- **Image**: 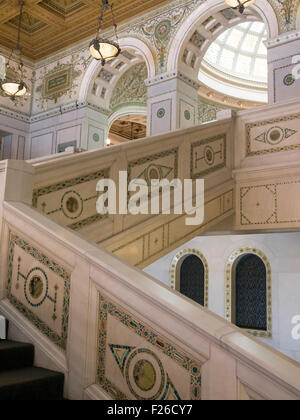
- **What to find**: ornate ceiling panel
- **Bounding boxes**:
[0,0,169,60]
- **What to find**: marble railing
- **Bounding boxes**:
[0,200,299,400]
[29,117,234,267]
[25,98,300,262]
[234,98,300,231]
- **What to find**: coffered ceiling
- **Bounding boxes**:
[109,114,147,143]
[0,0,169,60]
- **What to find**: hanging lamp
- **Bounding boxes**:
[0,1,28,100]
[89,0,121,66]
[224,0,256,14]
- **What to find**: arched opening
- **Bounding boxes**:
[170,249,208,307]
[180,255,205,306]
[234,253,267,331]
[108,114,147,145]
[225,248,272,338]
[199,21,268,105]
[167,0,279,112]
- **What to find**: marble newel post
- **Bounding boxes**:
[266,31,300,104]
[145,72,200,136]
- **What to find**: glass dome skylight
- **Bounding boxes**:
[199,21,268,103]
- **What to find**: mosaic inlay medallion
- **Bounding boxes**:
[283,74,295,86]
[126,349,164,399]
[204,146,214,166]
[29,276,44,300]
[157,108,166,119]
[61,191,83,219]
[66,196,79,214]
[155,20,172,41]
[93,133,100,142]
[133,359,156,391]
[184,110,191,121]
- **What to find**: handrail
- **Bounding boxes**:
[2,200,300,400]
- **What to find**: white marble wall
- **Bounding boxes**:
[267,32,300,104]
[144,232,300,364]
[0,105,108,160]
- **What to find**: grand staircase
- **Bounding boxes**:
[0,319,64,400]
[0,114,300,399]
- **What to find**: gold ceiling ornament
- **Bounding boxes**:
[224,0,256,14]
[0,0,28,101]
[89,0,121,66]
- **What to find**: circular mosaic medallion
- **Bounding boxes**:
[266,127,284,145]
[184,110,191,121]
[29,276,43,299]
[61,191,83,219]
[125,349,165,400]
[283,74,295,86]
[93,133,100,142]
[155,20,171,41]
[24,268,48,307]
[157,108,166,119]
[204,146,214,166]
[133,359,156,391]
[66,196,79,214]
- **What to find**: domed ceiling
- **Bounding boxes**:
[199,21,268,103]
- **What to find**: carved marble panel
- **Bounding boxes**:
[97,293,202,400]
[128,148,179,186]
[32,169,109,230]
[246,113,300,156]
[239,179,300,228]
[7,233,71,350]
[191,134,226,179]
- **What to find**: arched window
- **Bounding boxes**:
[170,249,208,307]
[225,248,272,338]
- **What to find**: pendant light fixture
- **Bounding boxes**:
[0,0,27,100]
[224,0,256,14]
[90,0,121,66]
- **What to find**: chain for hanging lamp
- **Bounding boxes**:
[89,0,121,65]
[0,0,28,100]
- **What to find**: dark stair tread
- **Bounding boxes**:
[0,367,64,400]
[0,340,34,371]
[0,366,64,386]
[0,340,34,351]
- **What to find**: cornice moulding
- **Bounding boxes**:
[0,101,110,124]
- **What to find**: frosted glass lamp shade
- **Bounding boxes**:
[90,38,121,65]
[0,80,27,98]
[224,0,256,13]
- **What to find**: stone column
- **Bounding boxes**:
[146,71,200,136]
[266,31,300,104]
